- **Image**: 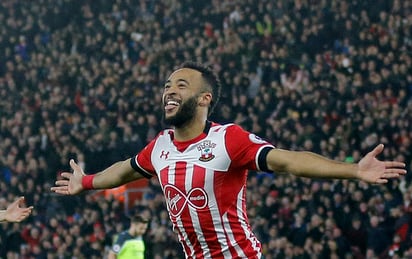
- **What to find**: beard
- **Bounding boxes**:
[163,95,198,128]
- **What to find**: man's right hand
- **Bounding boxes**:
[51,159,85,195]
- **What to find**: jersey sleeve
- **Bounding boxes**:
[224,124,274,172]
[111,232,126,254]
[130,135,159,178]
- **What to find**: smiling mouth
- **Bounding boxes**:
[164,100,180,112]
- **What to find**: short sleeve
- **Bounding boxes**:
[224,124,274,171]
[130,136,158,178]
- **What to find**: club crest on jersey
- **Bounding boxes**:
[197,140,216,162]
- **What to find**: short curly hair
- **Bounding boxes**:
[178,61,222,116]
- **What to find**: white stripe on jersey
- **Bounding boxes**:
[222,212,247,258]
[236,188,261,258]
[165,161,176,184]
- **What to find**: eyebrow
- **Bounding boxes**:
[165,78,190,85]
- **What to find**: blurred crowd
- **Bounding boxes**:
[0,0,411,258]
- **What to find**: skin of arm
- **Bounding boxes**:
[266,144,406,184]
[92,158,144,189]
[0,197,34,223]
[51,158,145,195]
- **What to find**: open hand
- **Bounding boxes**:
[357,144,406,184]
[51,159,85,195]
[5,197,33,222]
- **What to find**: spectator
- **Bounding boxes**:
[367,215,391,257]
[108,212,150,259]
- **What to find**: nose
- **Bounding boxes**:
[163,88,176,104]
[164,83,178,93]
[163,84,179,101]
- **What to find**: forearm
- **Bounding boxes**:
[91,159,144,189]
[267,149,358,179]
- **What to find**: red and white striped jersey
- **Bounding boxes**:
[131,121,274,258]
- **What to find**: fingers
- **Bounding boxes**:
[382,173,402,179]
[15,197,32,209]
[51,181,69,191]
[383,162,407,177]
[52,163,74,193]
[70,159,81,172]
[50,186,70,195]
[16,208,33,222]
[11,197,24,206]
[21,207,33,214]
[51,174,69,194]
[384,168,407,175]
[375,178,388,184]
[51,159,82,195]
[54,179,70,186]
[16,197,28,209]
[59,172,73,179]
[384,161,406,170]
[369,143,384,157]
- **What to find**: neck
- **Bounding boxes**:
[173,116,207,141]
[129,229,140,237]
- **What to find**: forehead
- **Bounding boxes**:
[132,220,148,224]
[166,68,202,84]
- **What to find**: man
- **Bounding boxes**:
[108,214,149,259]
[0,197,33,223]
[51,61,406,258]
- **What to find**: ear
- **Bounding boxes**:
[198,93,212,107]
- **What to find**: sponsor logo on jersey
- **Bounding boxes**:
[160,150,170,159]
[164,184,208,217]
[197,140,216,162]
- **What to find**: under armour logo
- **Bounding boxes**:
[160,150,170,159]
[164,184,208,217]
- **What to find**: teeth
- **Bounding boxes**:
[167,100,179,106]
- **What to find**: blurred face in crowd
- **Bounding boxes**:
[130,220,149,237]
[162,68,207,128]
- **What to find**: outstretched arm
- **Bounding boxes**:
[51,158,144,195]
[266,144,406,184]
[0,197,34,223]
